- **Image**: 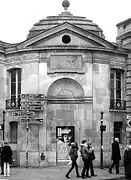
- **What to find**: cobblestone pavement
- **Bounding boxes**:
[0,166,126,180]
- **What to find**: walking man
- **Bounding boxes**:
[109,138,121,174]
[65,142,81,178]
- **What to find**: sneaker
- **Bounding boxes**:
[7,174,10,176]
[4,174,6,177]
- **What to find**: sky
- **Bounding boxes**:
[0,0,131,44]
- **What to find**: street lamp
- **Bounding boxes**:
[100,111,106,169]
[2,110,5,141]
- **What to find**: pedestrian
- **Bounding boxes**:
[2,142,13,177]
[109,138,121,174]
[80,140,92,179]
[65,142,81,178]
[124,143,131,180]
[0,142,4,175]
[87,141,97,177]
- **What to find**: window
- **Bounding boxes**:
[62,35,71,44]
[10,122,18,143]
[110,69,123,100]
[114,121,123,143]
[11,68,21,101]
[110,69,125,109]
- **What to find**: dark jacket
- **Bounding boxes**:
[124,145,131,176]
[2,144,13,163]
[111,141,121,161]
[80,143,91,160]
[69,143,78,161]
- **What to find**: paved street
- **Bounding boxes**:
[0,166,125,180]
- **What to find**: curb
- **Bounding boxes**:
[101,175,125,180]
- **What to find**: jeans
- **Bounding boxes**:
[81,159,90,178]
[4,162,10,176]
[66,159,80,177]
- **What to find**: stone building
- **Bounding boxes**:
[0,0,129,167]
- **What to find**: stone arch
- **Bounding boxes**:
[47,78,84,98]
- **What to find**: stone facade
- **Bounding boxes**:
[0,2,129,167]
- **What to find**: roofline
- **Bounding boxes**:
[116,18,131,27]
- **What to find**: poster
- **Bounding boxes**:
[56,126,75,160]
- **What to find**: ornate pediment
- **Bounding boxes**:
[17,22,115,50]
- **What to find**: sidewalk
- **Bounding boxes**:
[0,166,125,180]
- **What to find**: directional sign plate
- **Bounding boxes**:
[12,111,35,117]
[126,126,131,132]
[20,118,44,123]
[20,106,44,111]
[20,100,44,105]
[21,94,44,99]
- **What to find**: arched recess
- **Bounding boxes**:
[47,78,84,98]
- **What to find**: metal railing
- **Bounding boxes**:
[110,99,126,110]
[6,99,21,109]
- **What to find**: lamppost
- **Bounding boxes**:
[100,111,106,169]
[2,110,5,141]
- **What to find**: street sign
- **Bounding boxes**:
[12,111,35,117]
[127,115,131,119]
[20,106,44,111]
[21,94,44,99]
[20,100,44,105]
[126,126,131,132]
[20,118,44,123]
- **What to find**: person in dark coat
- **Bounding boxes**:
[124,144,131,180]
[2,142,13,177]
[0,142,4,175]
[109,138,121,174]
[87,141,97,177]
[80,140,92,179]
[65,142,81,178]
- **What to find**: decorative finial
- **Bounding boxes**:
[62,0,70,11]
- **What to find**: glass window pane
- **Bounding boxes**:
[116,80,121,90]
[116,70,121,80]
[116,90,121,99]
[11,83,16,96]
[18,69,21,82]
[11,70,16,82]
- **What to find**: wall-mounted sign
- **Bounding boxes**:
[12,111,35,117]
[21,94,44,99]
[20,118,44,123]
